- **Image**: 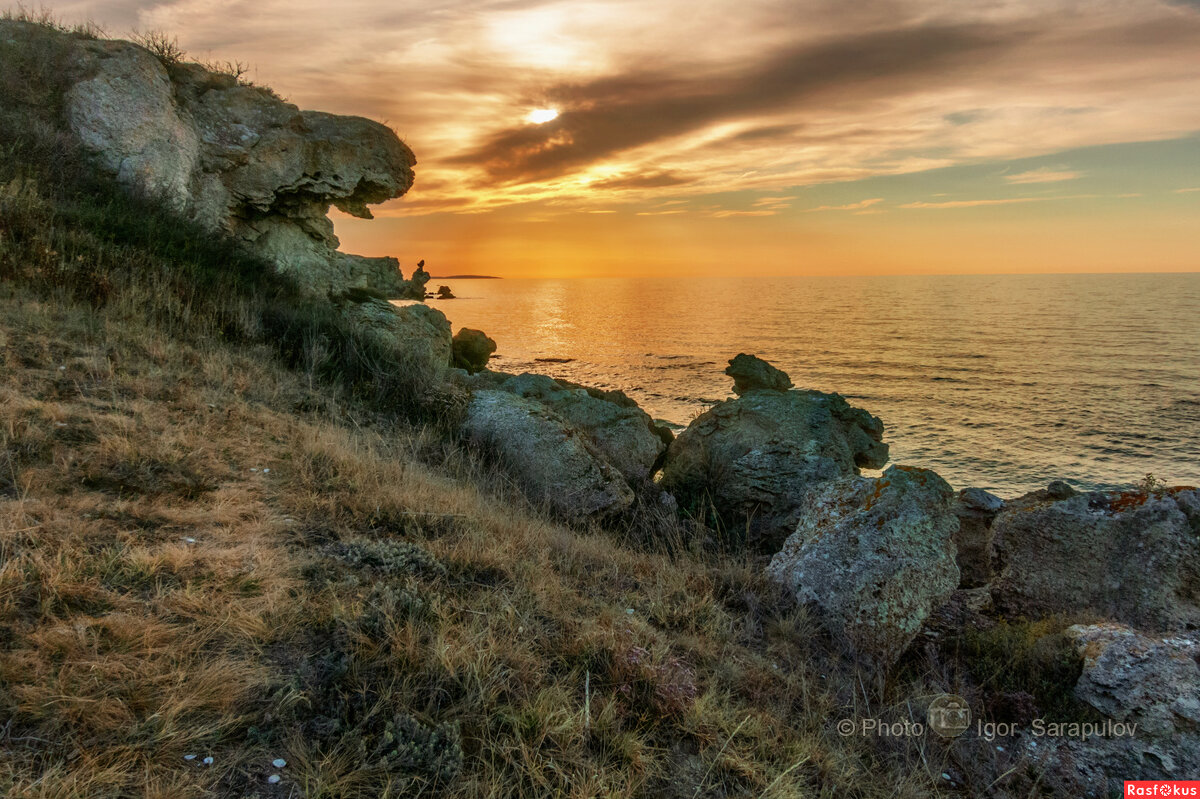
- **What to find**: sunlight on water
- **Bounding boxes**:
[414,273,1200,496]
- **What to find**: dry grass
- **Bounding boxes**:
[0,287,967,796]
[0,16,992,795]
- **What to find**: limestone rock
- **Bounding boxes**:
[766,466,960,671]
[725,353,793,395]
[1068,623,1200,736]
[990,487,1200,631]
[1020,624,1200,794]
[953,487,1004,588]
[660,372,888,549]
[339,299,451,381]
[463,390,634,520]
[32,25,420,299]
[451,329,497,374]
[501,374,667,483]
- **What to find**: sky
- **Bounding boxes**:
[44,0,1200,277]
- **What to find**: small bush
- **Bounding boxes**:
[372,712,463,784]
[957,618,1098,721]
[331,539,447,579]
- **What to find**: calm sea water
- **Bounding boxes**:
[418,274,1200,497]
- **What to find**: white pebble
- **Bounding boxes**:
[942,773,951,781]
[267,774,282,784]
[625,608,634,615]
[184,754,196,761]
[250,468,259,472]
[184,537,196,544]
[262,468,270,474]
[58,366,66,371]
[997,745,1005,752]
[203,756,214,765]
[272,758,287,768]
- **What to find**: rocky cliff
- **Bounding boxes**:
[2,19,427,302]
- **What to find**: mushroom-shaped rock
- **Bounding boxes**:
[452,328,497,374]
[463,390,634,520]
[990,486,1200,631]
[37,24,420,300]
[660,383,888,550]
[767,466,960,673]
[436,285,456,299]
[725,353,793,395]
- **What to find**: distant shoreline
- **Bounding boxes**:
[431,274,501,279]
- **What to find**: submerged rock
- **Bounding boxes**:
[451,328,496,374]
[767,466,960,672]
[990,485,1200,631]
[660,356,888,549]
[462,390,634,520]
[725,353,793,395]
[26,23,421,299]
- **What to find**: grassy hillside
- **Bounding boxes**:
[0,12,1080,799]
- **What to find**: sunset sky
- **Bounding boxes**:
[48,0,1200,277]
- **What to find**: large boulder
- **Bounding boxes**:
[990,486,1200,631]
[766,466,960,672]
[660,357,888,549]
[15,24,422,299]
[1020,623,1200,794]
[340,298,451,381]
[451,328,497,374]
[462,390,634,520]
[500,374,668,484]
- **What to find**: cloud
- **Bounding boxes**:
[451,22,1024,183]
[805,197,885,212]
[58,0,1200,216]
[1175,187,1200,193]
[899,193,1138,209]
[588,171,694,190]
[1004,167,1083,184]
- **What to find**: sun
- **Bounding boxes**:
[526,108,559,124]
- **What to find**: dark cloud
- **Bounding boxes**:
[452,22,1026,183]
[590,171,695,190]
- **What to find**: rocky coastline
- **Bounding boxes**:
[10,20,1198,796]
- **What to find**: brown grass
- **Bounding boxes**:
[0,285,969,796]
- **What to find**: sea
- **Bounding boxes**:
[414,273,1200,498]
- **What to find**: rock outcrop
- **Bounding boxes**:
[1020,623,1200,794]
[725,353,792,395]
[451,329,497,374]
[767,466,960,671]
[953,487,1004,588]
[35,24,423,301]
[499,374,668,484]
[990,485,1200,631]
[462,390,634,520]
[660,357,888,549]
[341,299,452,380]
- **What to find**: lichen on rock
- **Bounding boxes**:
[767,465,960,672]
